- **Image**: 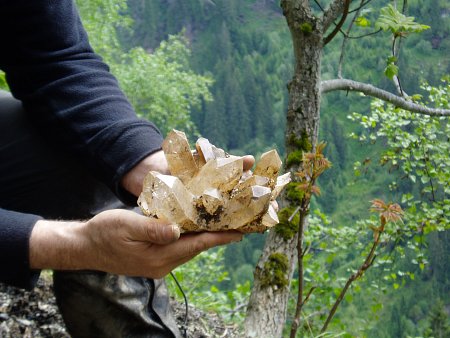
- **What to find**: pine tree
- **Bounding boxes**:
[425,300,450,338]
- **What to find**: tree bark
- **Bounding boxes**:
[244,1,323,336]
[321,79,450,116]
[243,230,298,338]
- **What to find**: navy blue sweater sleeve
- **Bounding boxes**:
[0,209,41,289]
[0,0,164,203]
[0,0,164,288]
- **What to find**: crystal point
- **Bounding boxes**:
[139,130,290,234]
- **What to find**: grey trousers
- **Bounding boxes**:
[0,91,181,338]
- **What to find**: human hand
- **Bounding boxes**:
[121,150,169,197]
[29,209,243,278]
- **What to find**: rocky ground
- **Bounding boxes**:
[0,275,240,338]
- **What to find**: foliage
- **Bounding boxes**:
[349,77,450,237]
[345,78,450,336]
[113,35,213,135]
[0,71,8,91]
[319,200,403,334]
[76,0,212,135]
[75,1,450,336]
[166,247,250,324]
[376,4,430,36]
[374,4,431,85]
[125,0,291,153]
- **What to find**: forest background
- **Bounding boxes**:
[2,0,447,336]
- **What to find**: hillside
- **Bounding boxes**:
[122,1,450,336]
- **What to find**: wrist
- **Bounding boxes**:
[29,220,91,271]
[121,150,169,197]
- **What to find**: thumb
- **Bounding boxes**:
[134,216,181,244]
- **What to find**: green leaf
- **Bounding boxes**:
[376,5,431,35]
[371,302,383,313]
[0,71,9,91]
[411,94,423,102]
[345,293,353,303]
[387,56,398,64]
[384,63,399,80]
[355,16,371,27]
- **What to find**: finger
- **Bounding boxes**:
[175,231,243,261]
[142,231,243,278]
[127,213,180,244]
[242,155,255,171]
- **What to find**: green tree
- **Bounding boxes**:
[425,300,450,338]
[76,0,212,135]
[245,2,450,337]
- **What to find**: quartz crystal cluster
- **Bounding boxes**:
[138,130,291,233]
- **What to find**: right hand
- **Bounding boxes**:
[30,209,243,278]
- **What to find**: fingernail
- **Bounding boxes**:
[171,224,181,239]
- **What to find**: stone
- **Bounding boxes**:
[186,156,243,196]
[272,172,292,200]
[138,171,199,231]
[198,188,223,215]
[253,149,282,187]
[195,137,215,166]
[139,129,291,233]
[162,130,198,184]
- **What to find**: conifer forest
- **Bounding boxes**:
[2,0,448,336]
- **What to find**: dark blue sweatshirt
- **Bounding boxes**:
[0,0,164,289]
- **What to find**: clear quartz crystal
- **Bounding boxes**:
[139,129,291,233]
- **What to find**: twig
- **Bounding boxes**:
[302,286,317,307]
[289,206,301,222]
[320,236,380,333]
[289,203,309,338]
[346,28,382,39]
[349,0,375,14]
[324,0,351,45]
[421,144,436,201]
[338,0,366,78]
[313,0,325,12]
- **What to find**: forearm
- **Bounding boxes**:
[29,219,91,271]
[27,209,241,279]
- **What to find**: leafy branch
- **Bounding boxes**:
[320,200,404,333]
[290,143,332,338]
[376,4,430,96]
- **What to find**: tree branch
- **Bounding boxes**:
[349,0,375,14]
[338,0,365,78]
[321,79,450,116]
[346,28,382,39]
[313,0,325,13]
[322,0,351,31]
[324,0,350,45]
[320,236,380,333]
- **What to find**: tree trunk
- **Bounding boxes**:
[244,2,323,337]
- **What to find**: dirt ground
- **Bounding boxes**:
[0,276,240,338]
